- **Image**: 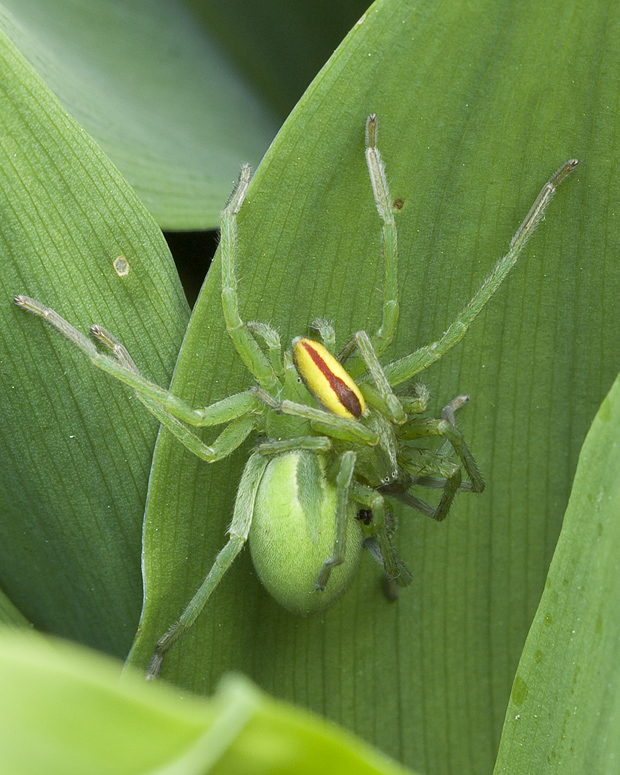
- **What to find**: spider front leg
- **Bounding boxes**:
[146,451,269,680]
[91,323,263,461]
[382,157,578,388]
[219,165,279,391]
[351,330,407,424]
[14,297,264,462]
[340,114,399,371]
[365,114,399,358]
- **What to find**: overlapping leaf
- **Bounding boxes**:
[1,0,619,772]
[128,0,617,772]
[0,27,189,655]
[494,370,620,773]
[0,631,417,775]
[0,0,279,228]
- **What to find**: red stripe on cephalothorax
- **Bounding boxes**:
[301,340,363,418]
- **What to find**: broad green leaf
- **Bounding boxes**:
[187,0,374,116]
[0,584,30,629]
[0,630,416,775]
[128,0,617,772]
[0,0,279,229]
[0,28,189,655]
[494,372,620,773]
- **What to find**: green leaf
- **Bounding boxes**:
[0,27,189,655]
[3,0,619,772]
[0,0,279,229]
[128,0,618,771]
[187,0,375,116]
[494,372,620,773]
[0,584,30,629]
[0,630,417,775]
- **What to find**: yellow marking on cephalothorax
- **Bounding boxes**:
[292,337,366,419]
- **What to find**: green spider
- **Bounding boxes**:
[15,116,577,680]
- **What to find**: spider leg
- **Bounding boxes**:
[246,321,284,377]
[309,318,336,353]
[352,482,412,586]
[146,451,269,680]
[383,452,464,522]
[315,451,356,590]
[92,323,262,461]
[365,115,399,358]
[14,297,262,431]
[252,386,380,445]
[343,330,407,424]
[398,398,485,493]
[339,115,399,370]
[397,381,431,415]
[15,297,265,462]
[220,165,279,391]
[142,399,259,462]
[256,436,332,455]
[382,158,578,388]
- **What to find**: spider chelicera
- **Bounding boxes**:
[15,116,577,679]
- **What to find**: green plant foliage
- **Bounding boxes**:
[0,26,189,655]
[0,584,30,628]
[186,0,372,116]
[0,0,280,229]
[494,371,620,773]
[127,0,617,771]
[0,630,417,775]
[1,0,619,773]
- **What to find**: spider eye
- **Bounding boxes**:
[292,337,366,419]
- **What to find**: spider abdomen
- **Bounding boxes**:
[249,450,363,616]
